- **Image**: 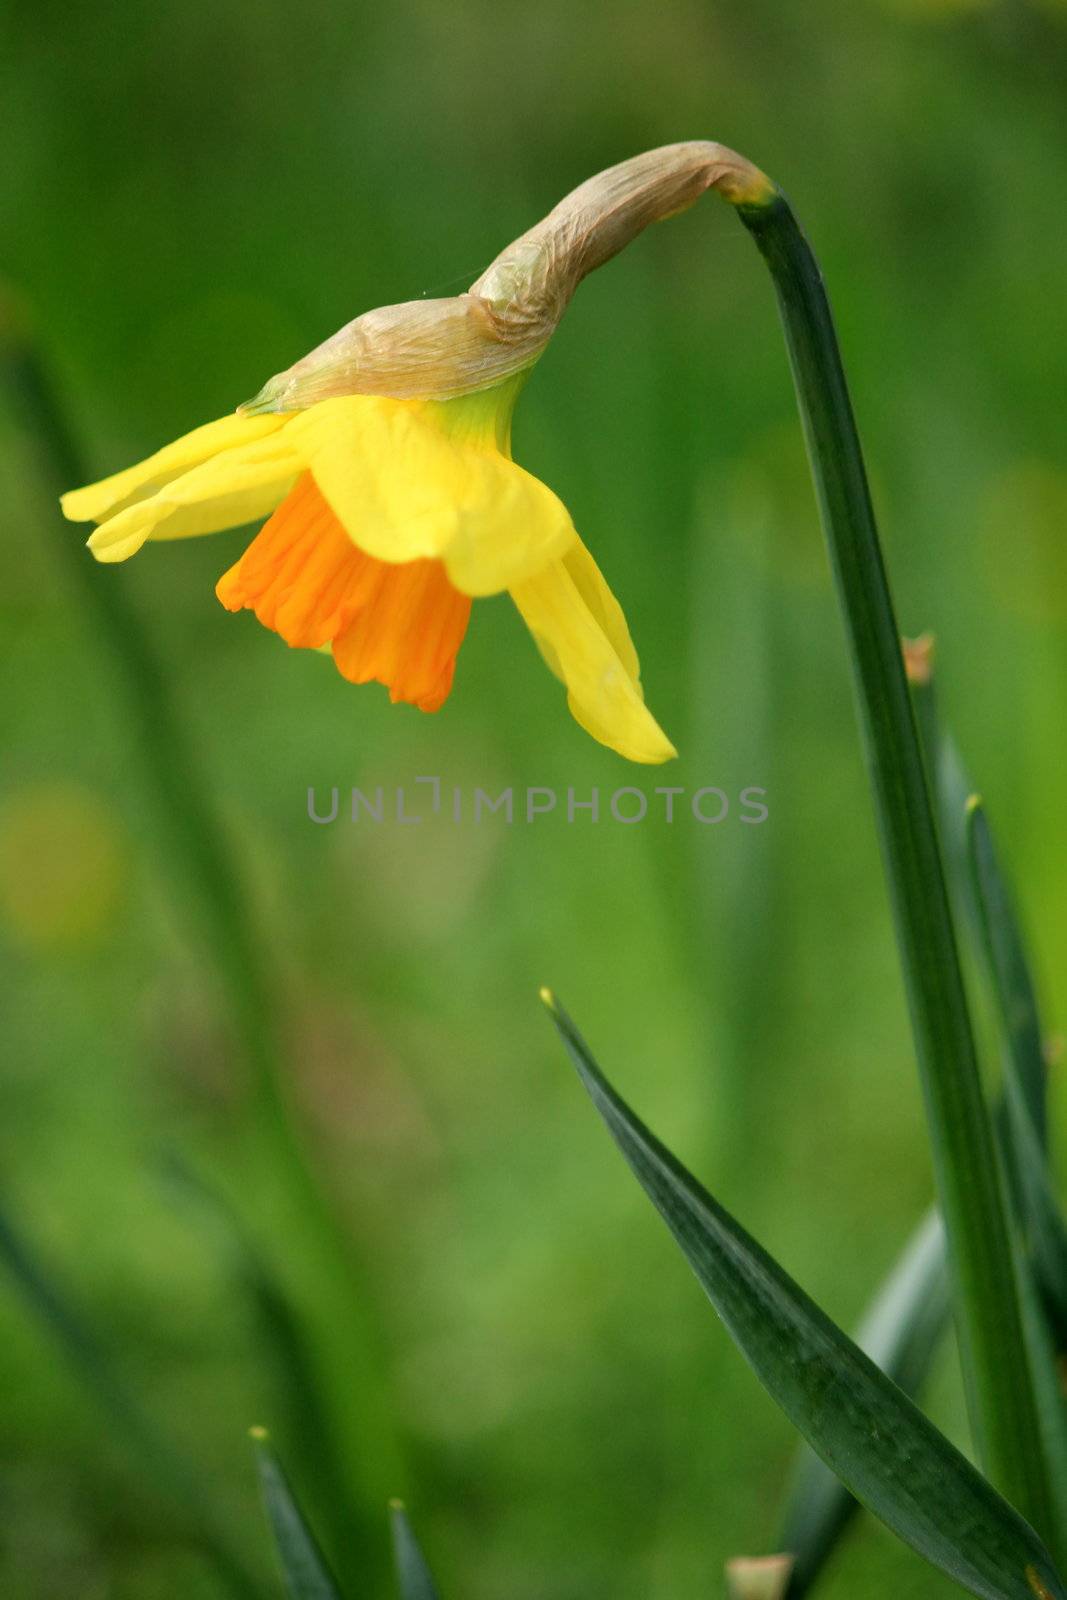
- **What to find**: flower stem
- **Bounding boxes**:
[733,191,1052,1532]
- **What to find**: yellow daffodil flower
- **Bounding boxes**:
[62,141,771,762]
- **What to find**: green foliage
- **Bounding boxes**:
[777,1209,949,1598]
[965,799,1067,1344]
[740,193,1050,1532]
[390,1502,441,1600]
[2,4,1067,1598]
[545,993,1063,1600]
[252,1429,344,1600]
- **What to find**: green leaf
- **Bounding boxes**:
[544,992,1065,1600]
[777,1209,949,1596]
[964,803,1067,1563]
[1020,1265,1067,1562]
[390,1501,441,1600]
[911,671,1047,1155]
[909,676,1067,1563]
[965,800,1061,1293]
[735,192,1050,1530]
[926,711,986,960]
[251,1428,345,1600]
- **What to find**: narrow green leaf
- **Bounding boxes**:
[1020,1262,1067,1562]
[390,1501,441,1600]
[966,801,1067,1345]
[938,735,988,948]
[778,1209,949,1596]
[909,667,1067,1563]
[1001,1079,1067,1349]
[851,1210,950,1395]
[544,992,1064,1600]
[251,1428,345,1600]
[910,665,1047,1154]
[735,191,1050,1529]
[906,662,984,960]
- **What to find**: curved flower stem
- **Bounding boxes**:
[3,319,402,1587]
[731,191,1053,1534]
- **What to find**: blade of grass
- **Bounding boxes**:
[965,793,1050,1160]
[0,1198,262,1600]
[904,647,984,953]
[780,1098,1067,1588]
[1020,1257,1067,1554]
[251,1428,345,1600]
[966,801,1067,1345]
[908,659,1065,1335]
[390,1501,441,1600]
[906,650,1047,1153]
[907,656,1067,1557]
[729,187,1052,1535]
[777,1208,949,1597]
[544,991,1065,1600]
[908,658,1067,1350]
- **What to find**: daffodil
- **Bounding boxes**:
[62,141,770,763]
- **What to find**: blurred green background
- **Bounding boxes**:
[3,0,1067,1595]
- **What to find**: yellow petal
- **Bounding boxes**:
[510,540,676,763]
[62,413,290,524]
[560,537,641,683]
[86,435,302,563]
[286,396,575,595]
[443,457,576,596]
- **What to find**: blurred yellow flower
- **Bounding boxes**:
[62,142,769,762]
